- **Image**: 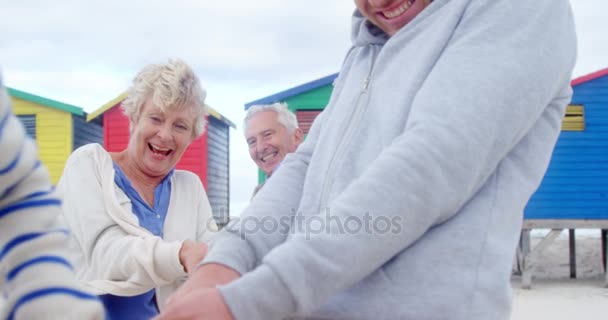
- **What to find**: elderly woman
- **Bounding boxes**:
[57,59,217,319]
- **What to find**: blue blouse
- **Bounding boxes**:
[99,163,173,320]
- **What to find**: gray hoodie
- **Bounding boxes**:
[203,0,577,319]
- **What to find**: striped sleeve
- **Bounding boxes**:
[0,76,105,320]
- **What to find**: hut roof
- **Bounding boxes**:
[244,73,338,109]
[7,87,84,116]
[571,67,608,87]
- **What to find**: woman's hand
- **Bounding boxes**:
[178,240,208,274]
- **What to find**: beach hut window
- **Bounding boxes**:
[561,104,584,131]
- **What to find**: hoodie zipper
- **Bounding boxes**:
[318,46,378,209]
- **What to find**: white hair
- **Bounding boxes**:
[121,58,207,137]
[243,102,299,134]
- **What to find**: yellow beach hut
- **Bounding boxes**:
[7,87,103,184]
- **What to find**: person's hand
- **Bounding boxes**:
[154,287,234,320]
[178,240,208,274]
[168,263,240,304]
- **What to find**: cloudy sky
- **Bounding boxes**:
[1,0,606,216]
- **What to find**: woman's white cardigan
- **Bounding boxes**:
[57,143,217,310]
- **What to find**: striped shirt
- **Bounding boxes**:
[0,76,105,319]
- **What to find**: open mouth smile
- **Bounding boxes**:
[148,143,173,156]
[382,0,415,19]
[261,152,277,163]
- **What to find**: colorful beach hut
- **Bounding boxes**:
[520,68,608,287]
[524,68,608,220]
[8,87,102,184]
[87,92,236,227]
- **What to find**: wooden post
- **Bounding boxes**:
[569,229,576,279]
[520,229,531,289]
[602,229,607,272]
[603,229,608,287]
[514,231,527,276]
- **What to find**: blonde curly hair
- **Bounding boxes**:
[121,58,207,137]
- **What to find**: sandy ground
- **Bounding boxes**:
[510,230,608,319]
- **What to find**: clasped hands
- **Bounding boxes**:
[155,243,240,320]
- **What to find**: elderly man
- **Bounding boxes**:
[243,102,303,196]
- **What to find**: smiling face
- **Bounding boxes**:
[127,100,196,178]
[245,110,303,176]
[355,0,433,36]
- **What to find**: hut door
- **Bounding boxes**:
[296,110,323,135]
